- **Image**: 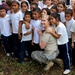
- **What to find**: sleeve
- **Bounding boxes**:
[42,33,50,43]
[70,22,75,32]
[19,11,23,21]
[61,13,66,22]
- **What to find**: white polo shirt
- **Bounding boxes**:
[55,22,68,45]
[10,10,23,33]
[0,14,12,36]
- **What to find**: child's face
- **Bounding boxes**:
[21,3,28,12]
[53,0,58,6]
[32,11,40,20]
[41,9,47,16]
[71,0,75,9]
[30,5,36,11]
[65,14,72,21]
[45,0,52,6]
[57,4,64,12]
[24,14,31,22]
[59,0,65,2]
[50,15,56,25]
[11,3,19,12]
[41,17,49,28]
[0,9,6,17]
[50,8,57,13]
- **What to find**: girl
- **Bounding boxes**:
[10,1,23,60]
[21,1,29,17]
[41,8,50,17]
[49,12,70,74]
[57,1,66,24]
[18,11,32,63]
[31,15,59,71]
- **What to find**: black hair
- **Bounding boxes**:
[65,9,73,16]
[30,2,38,8]
[50,5,57,12]
[11,1,19,6]
[6,0,12,7]
[21,1,28,7]
[50,12,60,21]
[24,11,32,17]
[32,7,41,14]
[0,5,5,10]
[42,8,50,15]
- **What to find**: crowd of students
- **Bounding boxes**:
[0,0,75,74]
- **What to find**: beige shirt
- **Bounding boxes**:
[42,32,57,54]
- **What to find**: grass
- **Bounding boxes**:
[0,48,75,75]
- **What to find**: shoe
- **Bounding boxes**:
[63,69,70,74]
[44,61,54,71]
[6,53,10,57]
[17,60,25,63]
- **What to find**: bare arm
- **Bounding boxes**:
[24,30,32,35]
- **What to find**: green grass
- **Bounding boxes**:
[0,49,75,75]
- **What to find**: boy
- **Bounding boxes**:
[0,5,13,56]
[65,9,75,64]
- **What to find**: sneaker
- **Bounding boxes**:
[63,69,70,74]
[44,61,54,71]
[6,53,10,57]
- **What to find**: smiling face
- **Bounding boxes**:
[21,3,28,12]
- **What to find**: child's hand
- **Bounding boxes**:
[37,29,42,36]
[23,21,30,29]
[31,40,34,46]
[71,42,74,49]
[18,34,21,40]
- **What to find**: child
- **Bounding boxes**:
[65,9,75,64]
[30,3,38,11]
[45,0,53,10]
[53,0,59,6]
[70,19,75,66]
[49,12,70,74]
[31,8,44,51]
[57,1,66,24]
[10,1,23,59]
[18,11,32,63]
[21,1,29,17]
[50,5,57,13]
[0,5,13,56]
[70,0,75,20]
[41,8,50,17]
[31,15,59,71]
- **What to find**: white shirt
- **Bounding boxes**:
[70,21,75,42]
[31,20,44,44]
[0,14,12,36]
[58,11,66,23]
[10,10,23,33]
[21,23,32,42]
[55,22,68,45]
[66,18,75,38]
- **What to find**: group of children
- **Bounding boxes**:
[0,0,75,74]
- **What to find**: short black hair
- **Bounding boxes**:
[50,5,57,12]
[50,12,60,21]
[32,7,41,14]
[65,9,73,16]
[0,5,5,10]
[24,11,32,18]
[42,8,50,15]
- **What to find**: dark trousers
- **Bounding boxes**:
[19,40,32,61]
[58,43,70,70]
[72,42,75,65]
[1,34,13,53]
[13,34,21,58]
[68,38,72,63]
